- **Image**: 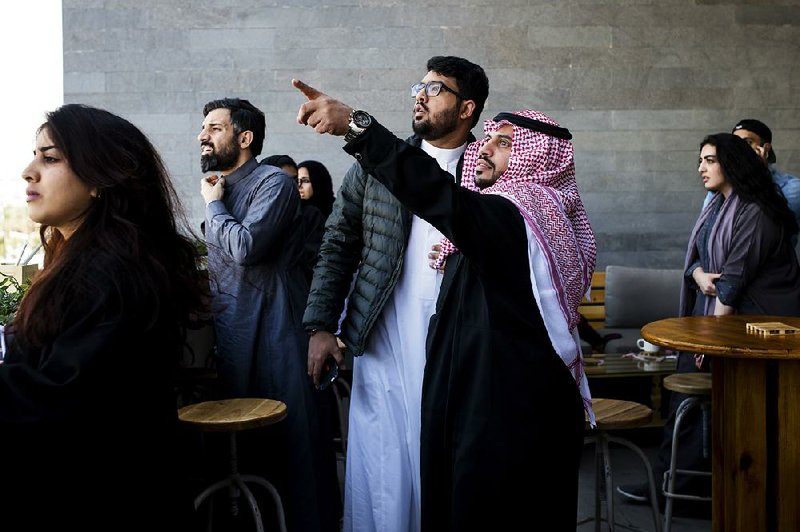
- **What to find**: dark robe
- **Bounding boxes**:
[0,260,194,531]
[204,158,339,532]
[346,122,585,531]
[301,203,327,286]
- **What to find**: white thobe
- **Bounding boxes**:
[344,141,465,532]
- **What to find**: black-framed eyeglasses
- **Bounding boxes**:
[410,81,466,100]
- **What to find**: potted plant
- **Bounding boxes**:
[0,272,31,360]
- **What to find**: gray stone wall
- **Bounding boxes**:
[63,0,800,269]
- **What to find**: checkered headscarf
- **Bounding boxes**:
[434,109,596,330]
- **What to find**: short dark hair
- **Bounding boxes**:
[426,56,490,128]
[262,154,297,170]
[202,98,266,156]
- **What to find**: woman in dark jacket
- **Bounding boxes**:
[298,160,335,283]
[621,132,800,513]
[1,104,205,530]
[683,132,800,318]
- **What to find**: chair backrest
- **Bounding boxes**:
[604,266,683,328]
[578,272,607,328]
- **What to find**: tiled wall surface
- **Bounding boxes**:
[63,0,800,268]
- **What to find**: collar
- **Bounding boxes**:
[221,157,258,186]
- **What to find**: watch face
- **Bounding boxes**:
[352,111,372,128]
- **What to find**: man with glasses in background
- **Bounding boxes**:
[303,56,489,532]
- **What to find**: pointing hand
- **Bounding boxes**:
[293,79,353,136]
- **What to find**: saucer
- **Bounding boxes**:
[631,352,665,363]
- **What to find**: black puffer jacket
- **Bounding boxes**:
[303,134,470,357]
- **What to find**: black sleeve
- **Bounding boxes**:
[0,288,127,424]
[345,122,527,274]
[303,161,368,332]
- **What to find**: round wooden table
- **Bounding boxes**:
[642,315,800,532]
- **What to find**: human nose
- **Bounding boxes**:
[22,160,37,182]
[198,129,209,142]
[415,85,428,102]
[478,139,493,158]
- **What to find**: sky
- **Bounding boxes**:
[0,1,63,206]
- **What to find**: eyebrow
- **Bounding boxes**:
[35,145,57,154]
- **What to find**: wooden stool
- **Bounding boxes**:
[179,398,288,532]
[579,398,662,532]
[661,372,712,532]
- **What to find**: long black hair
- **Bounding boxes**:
[14,104,205,347]
[298,160,335,218]
[701,133,798,234]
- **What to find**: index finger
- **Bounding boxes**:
[292,78,324,101]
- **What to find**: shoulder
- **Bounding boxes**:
[249,164,296,193]
[771,166,800,188]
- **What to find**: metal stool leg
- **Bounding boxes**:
[606,434,662,532]
[243,475,288,532]
[600,432,615,532]
[663,396,712,532]
[195,431,287,532]
[580,432,662,532]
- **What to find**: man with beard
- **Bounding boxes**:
[295,82,595,531]
[302,57,489,532]
[199,98,339,532]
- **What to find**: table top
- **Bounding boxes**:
[584,352,677,378]
[641,315,800,360]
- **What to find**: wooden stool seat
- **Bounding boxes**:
[662,373,711,396]
[590,397,654,430]
[179,398,287,432]
[179,398,288,532]
[579,398,662,532]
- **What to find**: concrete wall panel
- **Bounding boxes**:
[63,0,800,269]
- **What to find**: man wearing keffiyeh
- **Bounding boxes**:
[295,79,597,532]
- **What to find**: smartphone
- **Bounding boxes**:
[318,356,339,390]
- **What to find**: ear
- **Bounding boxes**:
[90,188,99,198]
[459,99,477,121]
[762,141,772,159]
[239,130,254,149]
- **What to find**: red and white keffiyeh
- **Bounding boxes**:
[434,109,596,328]
[433,109,598,420]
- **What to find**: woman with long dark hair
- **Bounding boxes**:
[683,132,800,317]
[1,104,205,529]
[620,132,800,514]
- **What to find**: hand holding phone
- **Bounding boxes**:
[318,356,339,390]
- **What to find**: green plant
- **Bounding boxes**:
[0,272,29,324]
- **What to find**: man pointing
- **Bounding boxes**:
[294,79,596,531]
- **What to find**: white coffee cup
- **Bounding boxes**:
[637,338,660,353]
